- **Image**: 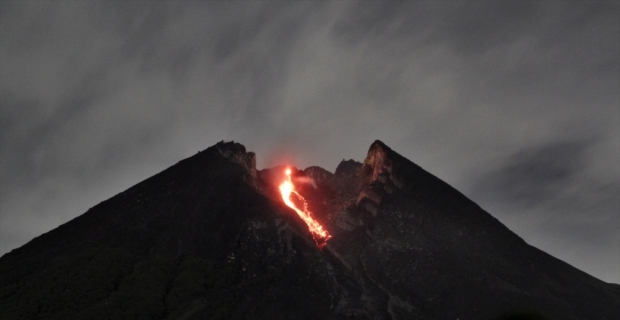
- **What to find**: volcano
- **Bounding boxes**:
[1,141,618,319]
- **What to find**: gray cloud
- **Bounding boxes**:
[471,139,591,209]
[1,1,618,283]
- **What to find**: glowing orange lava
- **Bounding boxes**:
[279,168,331,247]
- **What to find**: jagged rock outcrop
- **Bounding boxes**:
[362,140,404,189]
[303,166,333,186]
[212,140,257,177]
[1,140,618,320]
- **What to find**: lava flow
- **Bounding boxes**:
[279,168,332,247]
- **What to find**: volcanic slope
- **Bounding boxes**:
[1,141,618,319]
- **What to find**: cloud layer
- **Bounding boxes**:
[1,1,618,282]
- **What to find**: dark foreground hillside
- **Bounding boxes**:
[1,141,618,319]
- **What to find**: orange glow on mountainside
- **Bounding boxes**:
[279,168,331,247]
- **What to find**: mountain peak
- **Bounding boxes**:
[362,140,407,188]
[356,141,407,210]
[210,140,257,177]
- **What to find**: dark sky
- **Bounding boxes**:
[1,1,618,283]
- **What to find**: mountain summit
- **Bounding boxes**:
[1,141,618,319]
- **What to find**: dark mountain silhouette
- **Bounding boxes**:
[1,141,618,319]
